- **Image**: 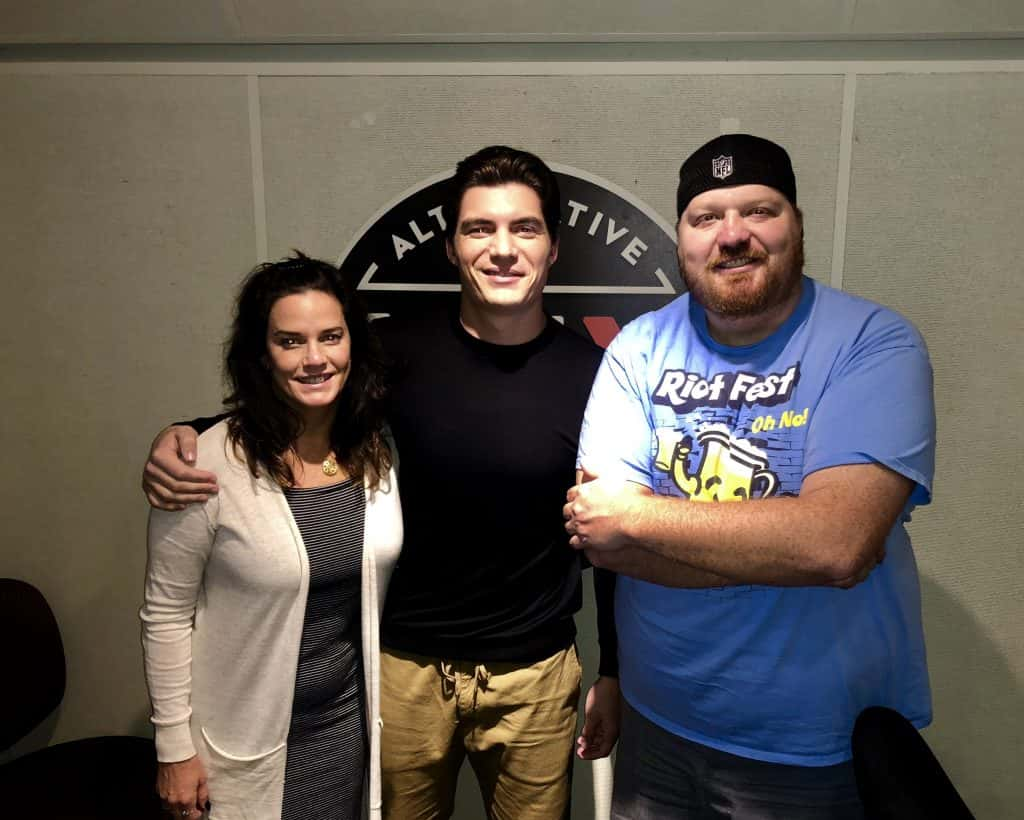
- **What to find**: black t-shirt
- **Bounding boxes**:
[377,307,616,671]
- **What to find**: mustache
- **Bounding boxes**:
[708,248,768,268]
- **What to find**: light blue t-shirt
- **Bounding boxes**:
[578,276,935,766]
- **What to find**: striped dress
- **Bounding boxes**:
[281,479,366,820]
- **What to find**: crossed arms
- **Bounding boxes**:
[563,462,914,589]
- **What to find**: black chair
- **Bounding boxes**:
[853,706,975,820]
[0,578,163,818]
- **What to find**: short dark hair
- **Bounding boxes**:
[442,145,561,243]
[223,251,392,489]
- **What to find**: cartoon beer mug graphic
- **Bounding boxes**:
[655,425,778,502]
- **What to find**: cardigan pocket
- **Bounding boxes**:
[197,727,287,820]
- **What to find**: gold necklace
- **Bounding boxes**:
[321,453,339,477]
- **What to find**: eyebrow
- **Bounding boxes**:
[458,218,494,230]
[270,326,345,337]
[459,216,545,230]
[690,198,781,215]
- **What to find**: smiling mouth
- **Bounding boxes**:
[714,256,763,270]
[296,374,333,384]
[711,254,769,273]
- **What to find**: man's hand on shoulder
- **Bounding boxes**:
[142,425,218,511]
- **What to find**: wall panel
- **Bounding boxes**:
[844,72,1024,819]
[257,72,837,817]
[0,74,255,742]
[258,73,842,279]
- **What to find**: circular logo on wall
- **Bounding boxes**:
[338,165,685,348]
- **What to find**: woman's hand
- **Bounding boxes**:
[157,756,209,819]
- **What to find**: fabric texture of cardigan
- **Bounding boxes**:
[141,420,402,820]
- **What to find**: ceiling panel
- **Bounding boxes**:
[235,0,850,41]
[851,0,1024,35]
[0,0,239,42]
[3,0,1024,43]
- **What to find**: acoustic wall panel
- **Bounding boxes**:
[844,72,1024,820]
[0,74,255,742]
[258,73,843,282]
[257,71,843,820]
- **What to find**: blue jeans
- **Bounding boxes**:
[611,699,864,820]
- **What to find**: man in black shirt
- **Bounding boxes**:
[143,146,619,819]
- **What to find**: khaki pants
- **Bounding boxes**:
[380,644,581,820]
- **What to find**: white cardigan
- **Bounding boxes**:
[141,420,402,820]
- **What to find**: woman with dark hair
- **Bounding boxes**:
[140,252,402,820]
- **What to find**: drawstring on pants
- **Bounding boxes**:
[439,660,491,712]
[440,660,456,698]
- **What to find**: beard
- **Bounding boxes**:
[682,237,805,318]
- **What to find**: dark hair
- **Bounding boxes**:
[442,145,561,243]
[223,251,392,489]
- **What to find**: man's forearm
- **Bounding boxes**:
[592,567,619,677]
[624,494,840,586]
[619,465,911,587]
[175,414,226,435]
[587,545,733,588]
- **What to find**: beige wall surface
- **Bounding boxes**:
[0,72,256,746]
[257,74,841,276]
[844,72,1024,820]
[1,58,1022,818]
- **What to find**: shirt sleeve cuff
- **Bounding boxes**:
[598,653,619,678]
[154,722,197,763]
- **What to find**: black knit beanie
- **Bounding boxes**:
[676,134,796,217]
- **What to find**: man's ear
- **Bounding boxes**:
[549,238,559,266]
[445,239,457,266]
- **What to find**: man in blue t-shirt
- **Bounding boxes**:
[565,134,935,819]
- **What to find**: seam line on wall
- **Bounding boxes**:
[247,74,268,262]
[219,0,244,38]
[831,72,857,291]
[842,0,859,34]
